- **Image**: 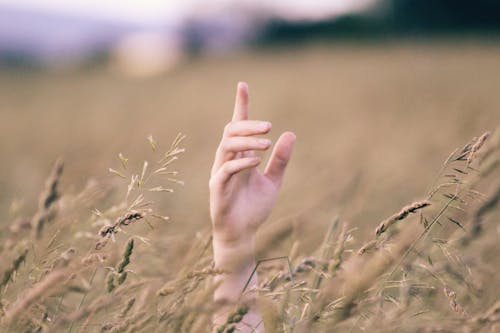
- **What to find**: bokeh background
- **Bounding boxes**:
[1,0,499,246]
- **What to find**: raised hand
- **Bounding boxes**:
[210,82,295,332]
[209,82,296,245]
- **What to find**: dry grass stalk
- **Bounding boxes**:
[0,249,28,290]
[38,159,64,210]
[98,297,136,332]
[443,285,468,318]
[467,131,491,167]
[215,304,249,333]
[96,213,143,249]
[375,200,431,236]
[106,273,116,293]
[2,270,68,325]
[311,217,339,290]
[258,296,282,332]
[461,184,500,246]
[357,239,378,256]
[117,238,134,273]
[81,253,107,266]
[50,248,75,271]
[107,238,134,292]
[262,257,319,291]
[107,311,146,333]
[32,159,64,238]
[328,222,348,275]
[186,268,226,280]
[309,224,420,329]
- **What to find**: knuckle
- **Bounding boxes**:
[219,138,230,151]
[223,123,233,136]
[221,161,236,175]
[221,162,231,174]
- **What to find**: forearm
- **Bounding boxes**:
[212,235,264,332]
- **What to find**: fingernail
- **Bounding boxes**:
[263,122,272,130]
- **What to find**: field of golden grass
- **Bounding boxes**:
[0,41,499,332]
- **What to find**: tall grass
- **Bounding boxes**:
[0,127,498,332]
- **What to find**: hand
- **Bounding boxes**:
[209,82,296,246]
[210,82,295,332]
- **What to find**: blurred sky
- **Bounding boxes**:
[0,0,375,25]
[5,0,498,72]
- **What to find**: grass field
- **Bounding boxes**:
[0,40,499,332]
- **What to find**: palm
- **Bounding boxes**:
[225,168,277,231]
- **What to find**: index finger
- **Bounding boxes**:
[232,81,249,122]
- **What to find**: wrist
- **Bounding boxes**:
[213,234,256,270]
[213,233,258,305]
[212,230,256,248]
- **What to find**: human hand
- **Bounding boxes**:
[209,82,296,247]
[210,82,295,331]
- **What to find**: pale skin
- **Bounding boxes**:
[210,82,296,332]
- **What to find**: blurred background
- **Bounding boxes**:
[0,0,499,243]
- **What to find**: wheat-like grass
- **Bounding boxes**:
[0,129,498,333]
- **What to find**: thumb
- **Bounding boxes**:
[264,132,296,187]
